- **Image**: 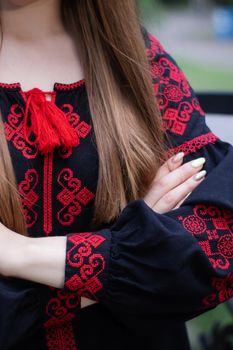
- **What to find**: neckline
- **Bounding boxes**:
[0,78,86,93]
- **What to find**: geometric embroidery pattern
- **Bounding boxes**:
[202,273,233,309]
[65,232,106,300]
[45,321,78,350]
[146,32,205,136]
[4,104,38,159]
[18,168,39,228]
[57,103,92,159]
[179,204,233,272]
[179,205,233,309]
[57,168,95,225]
[44,289,81,328]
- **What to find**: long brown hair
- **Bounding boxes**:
[0,0,165,235]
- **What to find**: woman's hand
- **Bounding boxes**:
[81,153,207,309]
[143,152,206,214]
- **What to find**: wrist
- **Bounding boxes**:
[11,235,67,288]
[3,233,30,278]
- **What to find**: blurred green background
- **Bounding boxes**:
[137,1,233,349]
[138,0,233,92]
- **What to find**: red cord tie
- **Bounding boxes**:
[23,88,79,154]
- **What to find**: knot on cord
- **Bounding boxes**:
[23,88,79,154]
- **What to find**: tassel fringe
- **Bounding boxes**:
[23,88,79,154]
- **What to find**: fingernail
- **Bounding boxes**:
[194,170,207,181]
[191,157,206,168]
[172,152,185,163]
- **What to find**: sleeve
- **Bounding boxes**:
[0,277,43,348]
[60,28,233,331]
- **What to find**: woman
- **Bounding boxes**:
[0,0,232,349]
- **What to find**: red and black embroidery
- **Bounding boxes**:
[146,32,205,137]
[18,168,39,228]
[162,101,194,135]
[178,205,233,309]
[202,273,233,308]
[146,32,165,61]
[45,322,78,350]
[192,97,205,116]
[179,204,233,271]
[54,79,85,91]
[4,104,39,159]
[43,153,54,235]
[44,289,81,328]
[0,82,21,90]
[64,232,106,299]
[57,103,92,159]
[57,168,95,226]
[43,286,81,350]
[167,132,218,157]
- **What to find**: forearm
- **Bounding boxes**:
[6,234,97,308]
[10,236,67,289]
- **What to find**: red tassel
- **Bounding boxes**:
[23,88,79,154]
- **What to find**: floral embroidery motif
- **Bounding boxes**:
[150,61,164,79]
[57,104,91,159]
[18,169,39,228]
[182,214,207,234]
[217,235,233,258]
[179,205,233,271]
[163,84,184,102]
[167,132,218,157]
[57,168,95,225]
[65,232,106,299]
[4,104,38,159]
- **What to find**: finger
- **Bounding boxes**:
[154,170,206,214]
[173,192,192,210]
[144,157,206,208]
[155,152,185,180]
[155,153,185,181]
[144,152,185,207]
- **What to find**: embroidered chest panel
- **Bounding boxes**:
[0,82,99,239]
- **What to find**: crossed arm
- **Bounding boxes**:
[0,152,206,290]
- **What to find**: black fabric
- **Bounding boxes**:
[0,278,44,350]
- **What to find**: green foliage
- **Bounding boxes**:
[176,58,233,91]
[137,0,163,23]
[213,0,233,6]
[187,303,233,350]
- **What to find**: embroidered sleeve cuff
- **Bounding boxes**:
[62,230,112,301]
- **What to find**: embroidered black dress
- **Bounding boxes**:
[0,27,233,350]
